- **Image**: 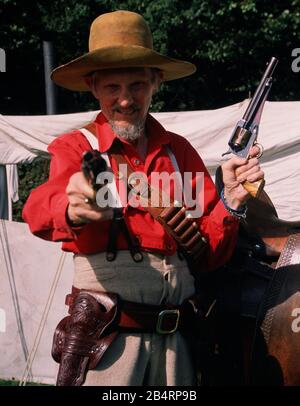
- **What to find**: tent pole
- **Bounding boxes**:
[0,165,8,220]
[43,40,57,115]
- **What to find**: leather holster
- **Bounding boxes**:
[51,291,119,386]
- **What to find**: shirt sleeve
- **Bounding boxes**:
[171,135,240,272]
[22,132,89,241]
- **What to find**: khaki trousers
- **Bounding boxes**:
[73,251,197,386]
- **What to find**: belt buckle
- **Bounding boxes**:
[156,309,180,334]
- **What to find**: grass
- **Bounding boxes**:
[0,379,51,386]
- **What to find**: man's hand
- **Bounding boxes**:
[221,145,264,209]
[66,172,113,226]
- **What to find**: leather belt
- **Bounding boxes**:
[66,286,196,335]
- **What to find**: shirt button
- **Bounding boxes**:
[132,159,141,166]
[116,171,124,179]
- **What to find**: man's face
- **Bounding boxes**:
[89,68,161,132]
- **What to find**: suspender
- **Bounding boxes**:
[80,127,99,149]
[80,124,142,261]
[80,124,122,208]
[79,123,207,267]
[80,125,182,210]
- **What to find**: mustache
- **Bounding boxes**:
[112,105,140,113]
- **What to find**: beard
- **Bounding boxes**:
[109,119,145,142]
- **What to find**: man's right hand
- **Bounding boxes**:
[66,172,113,226]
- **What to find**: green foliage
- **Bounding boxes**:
[1,0,300,219]
[1,0,300,114]
[12,158,50,222]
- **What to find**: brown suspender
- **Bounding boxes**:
[83,123,207,267]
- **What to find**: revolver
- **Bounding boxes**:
[223,56,278,197]
[81,150,107,191]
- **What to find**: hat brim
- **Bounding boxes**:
[51,45,196,91]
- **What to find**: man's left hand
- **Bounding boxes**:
[221,145,264,209]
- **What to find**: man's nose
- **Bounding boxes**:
[118,88,133,107]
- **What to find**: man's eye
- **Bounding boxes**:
[106,85,119,92]
[131,82,144,90]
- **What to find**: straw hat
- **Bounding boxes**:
[51,10,196,91]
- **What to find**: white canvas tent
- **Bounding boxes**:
[0,99,300,384]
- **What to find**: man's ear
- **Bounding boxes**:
[84,74,98,99]
[85,75,92,88]
[157,70,164,83]
[153,70,164,93]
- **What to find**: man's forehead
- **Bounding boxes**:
[93,67,152,80]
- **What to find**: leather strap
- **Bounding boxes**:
[106,208,143,262]
[84,122,171,218]
[110,147,207,264]
[248,233,300,385]
[109,144,173,218]
[67,286,197,334]
[260,233,300,343]
[275,233,300,268]
[83,122,207,265]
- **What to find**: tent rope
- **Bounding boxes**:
[0,220,32,380]
[19,250,67,386]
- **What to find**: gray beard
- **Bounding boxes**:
[109,120,145,142]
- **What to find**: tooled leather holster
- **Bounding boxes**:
[52,288,200,386]
[52,291,119,386]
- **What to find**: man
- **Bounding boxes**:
[23,10,264,386]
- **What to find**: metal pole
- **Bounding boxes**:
[43,40,57,115]
[0,165,8,219]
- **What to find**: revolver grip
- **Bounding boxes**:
[242,178,265,198]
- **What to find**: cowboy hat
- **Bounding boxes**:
[51,10,196,91]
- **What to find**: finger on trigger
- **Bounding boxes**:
[249,144,262,158]
[223,155,248,171]
[82,184,96,201]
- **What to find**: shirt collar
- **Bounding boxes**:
[94,112,171,153]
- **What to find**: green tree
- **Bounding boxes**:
[1,0,300,114]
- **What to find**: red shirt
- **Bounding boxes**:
[23,112,239,272]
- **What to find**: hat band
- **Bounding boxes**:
[89,31,153,51]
